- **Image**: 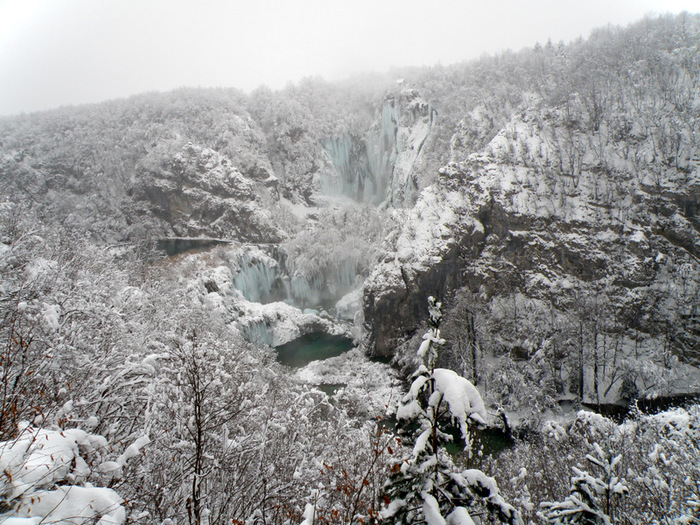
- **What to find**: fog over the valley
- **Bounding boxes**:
[0,0,697,116]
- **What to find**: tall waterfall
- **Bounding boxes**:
[320,89,435,207]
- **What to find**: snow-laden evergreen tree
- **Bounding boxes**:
[540,443,628,524]
[381,297,522,525]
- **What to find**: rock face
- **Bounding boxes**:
[364,107,700,358]
[362,182,482,355]
[134,143,281,243]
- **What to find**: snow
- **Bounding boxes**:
[0,428,94,497]
[646,407,691,430]
[460,469,500,495]
[417,339,433,361]
[572,410,617,435]
[542,420,567,441]
[421,492,446,525]
[432,368,487,433]
[25,258,56,280]
[394,185,462,264]
[412,429,432,459]
[446,507,476,525]
[97,460,123,477]
[116,435,150,466]
[278,197,316,220]
[334,287,363,321]
[380,497,407,520]
[41,303,60,330]
[397,398,422,421]
[299,503,315,525]
[629,229,647,244]
[0,428,128,524]
[235,299,348,347]
[294,347,402,418]
[13,486,125,525]
[404,374,430,407]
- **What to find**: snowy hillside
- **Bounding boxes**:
[364,15,700,412]
[0,12,698,525]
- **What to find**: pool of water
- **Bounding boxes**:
[274,332,355,368]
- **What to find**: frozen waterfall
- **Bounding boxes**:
[232,250,285,304]
[231,247,364,312]
[240,319,274,346]
[319,90,435,207]
[287,257,364,310]
[320,103,397,206]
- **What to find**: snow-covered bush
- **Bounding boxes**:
[540,444,628,524]
[0,206,147,441]
[0,425,149,524]
[619,406,700,523]
[488,405,700,524]
[296,423,399,525]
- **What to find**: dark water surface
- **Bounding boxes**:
[275,332,354,367]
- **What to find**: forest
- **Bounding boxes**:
[0,12,699,525]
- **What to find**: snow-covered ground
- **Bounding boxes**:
[294,347,403,420]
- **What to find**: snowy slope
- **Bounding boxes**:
[363,105,700,404]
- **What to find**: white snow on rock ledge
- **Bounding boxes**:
[335,287,363,321]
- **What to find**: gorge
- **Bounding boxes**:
[0,13,699,524]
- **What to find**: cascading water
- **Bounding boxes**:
[326,256,362,298]
[321,136,375,202]
[289,272,325,308]
[232,250,285,304]
[231,246,364,314]
[365,101,400,202]
[319,89,435,208]
[240,319,274,346]
[287,256,364,310]
[321,105,397,206]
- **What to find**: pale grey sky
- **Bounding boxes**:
[0,0,698,116]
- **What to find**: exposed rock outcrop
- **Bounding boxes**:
[364,108,700,358]
[134,142,282,243]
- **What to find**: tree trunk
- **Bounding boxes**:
[465,307,479,385]
[578,320,585,402]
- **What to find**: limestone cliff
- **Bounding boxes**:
[364,107,700,375]
[133,142,281,242]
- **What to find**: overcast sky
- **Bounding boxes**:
[0,0,698,116]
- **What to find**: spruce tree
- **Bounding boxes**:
[381,297,522,525]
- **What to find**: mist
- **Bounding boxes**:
[0,0,697,115]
